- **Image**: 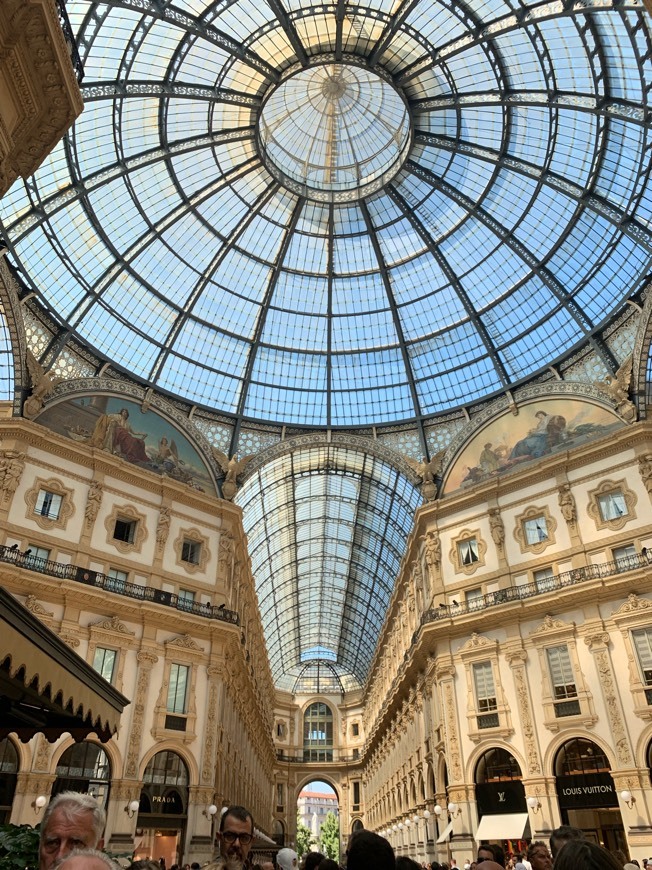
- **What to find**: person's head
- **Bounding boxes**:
[552,840,622,870]
[40,793,106,870]
[277,850,298,870]
[549,825,585,859]
[346,830,394,870]
[218,806,255,865]
[120,409,129,419]
[128,862,160,870]
[397,858,422,870]
[525,842,552,870]
[317,860,338,870]
[474,864,502,870]
[304,852,325,870]
[53,849,116,870]
[260,862,275,870]
[477,846,505,868]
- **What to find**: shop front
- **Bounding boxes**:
[134,751,189,867]
[474,748,530,856]
[554,738,626,854]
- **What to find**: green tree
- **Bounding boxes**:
[296,815,313,859]
[0,824,40,870]
[319,812,340,862]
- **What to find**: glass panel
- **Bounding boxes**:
[167,664,189,714]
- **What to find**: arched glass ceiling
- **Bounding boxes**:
[1,0,652,430]
[237,444,422,690]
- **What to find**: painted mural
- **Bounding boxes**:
[37,395,216,495]
[443,399,623,494]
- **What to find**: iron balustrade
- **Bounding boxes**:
[55,0,85,83]
[0,544,239,624]
[422,551,651,625]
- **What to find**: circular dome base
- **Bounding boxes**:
[257,62,412,202]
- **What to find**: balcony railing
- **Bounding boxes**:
[55,0,84,83]
[276,750,361,764]
[422,552,651,625]
[0,544,239,624]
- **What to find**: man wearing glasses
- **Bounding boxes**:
[217,806,256,869]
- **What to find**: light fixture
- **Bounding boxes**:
[526,796,541,813]
[423,809,430,819]
[203,803,218,818]
[434,804,442,817]
[125,800,140,818]
[447,801,461,818]
[620,789,636,809]
[398,822,403,830]
[405,819,411,827]
[392,824,398,832]
[413,814,419,823]
[32,796,47,815]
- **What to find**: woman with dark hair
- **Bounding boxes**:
[552,840,623,870]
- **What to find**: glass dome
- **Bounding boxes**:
[1,0,651,432]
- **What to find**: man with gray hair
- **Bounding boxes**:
[39,792,106,870]
[54,848,117,870]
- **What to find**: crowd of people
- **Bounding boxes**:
[35,792,649,870]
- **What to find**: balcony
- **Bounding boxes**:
[422,552,651,625]
[0,544,239,624]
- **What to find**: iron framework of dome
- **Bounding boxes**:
[2,0,652,692]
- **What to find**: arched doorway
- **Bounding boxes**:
[52,742,111,807]
[297,779,339,861]
[554,738,625,854]
[0,738,18,823]
[134,750,190,866]
[474,748,529,850]
[272,819,285,847]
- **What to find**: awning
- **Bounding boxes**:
[475,813,530,841]
[0,586,129,742]
[436,821,454,843]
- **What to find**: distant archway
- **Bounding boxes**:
[297,779,340,860]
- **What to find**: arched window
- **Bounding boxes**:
[303,702,334,762]
[141,751,189,815]
[351,819,363,833]
[272,819,285,847]
[554,739,610,776]
[53,743,111,807]
[475,747,523,782]
[0,738,18,824]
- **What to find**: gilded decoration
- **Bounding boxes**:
[24,476,75,531]
[587,478,637,532]
[24,350,64,420]
[513,504,557,555]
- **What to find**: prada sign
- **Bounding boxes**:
[556,773,618,809]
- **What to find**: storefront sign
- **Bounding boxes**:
[556,773,618,809]
[476,781,526,815]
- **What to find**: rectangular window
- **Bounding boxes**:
[353,781,361,807]
[598,490,627,521]
[106,568,128,593]
[523,516,548,545]
[93,647,117,683]
[466,587,484,610]
[458,538,479,565]
[533,567,555,592]
[26,545,50,565]
[35,490,62,520]
[613,544,637,567]
[546,645,580,716]
[473,661,498,728]
[181,540,201,565]
[113,518,136,544]
[277,783,284,811]
[352,722,359,736]
[178,589,195,610]
[167,663,189,714]
[632,628,652,703]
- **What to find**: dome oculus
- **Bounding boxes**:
[257,62,411,201]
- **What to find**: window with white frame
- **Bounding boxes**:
[466,587,484,610]
[533,566,555,592]
[546,645,580,716]
[93,647,117,683]
[106,568,128,593]
[598,490,628,522]
[632,628,652,704]
[113,517,137,544]
[26,545,50,565]
[523,515,549,545]
[181,539,201,565]
[167,663,189,715]
[178,589,195,610]
[473,661,498,728]
[34,489,62,520]
[458,538,479,565]
[613,544,637,566]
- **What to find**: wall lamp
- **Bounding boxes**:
[620,790,636,809]
[526,796,541,814]
[32,796,47,815]
[203,804,218,819]
[434,802,461,819]
[125,800,140,818]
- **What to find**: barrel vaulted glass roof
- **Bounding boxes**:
[2,0,652,691]
[237,444,422,691]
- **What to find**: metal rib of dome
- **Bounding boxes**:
[1,0,652,431]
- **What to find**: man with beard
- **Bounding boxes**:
[216,806,256,870]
